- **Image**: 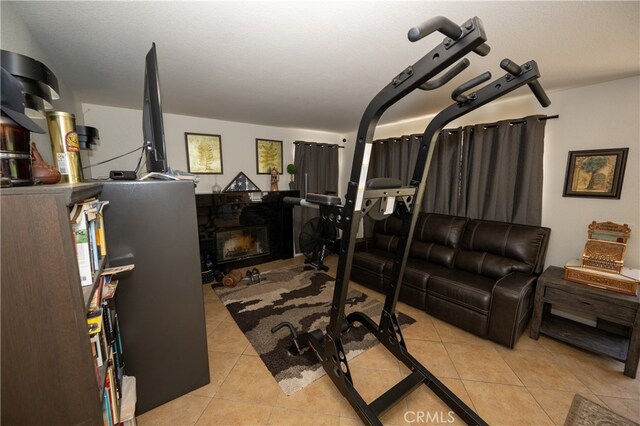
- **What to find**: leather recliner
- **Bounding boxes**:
[351,213,550,348]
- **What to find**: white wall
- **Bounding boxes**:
[81,103,344,193]
[341,76,640,269]
[0,2,83,164]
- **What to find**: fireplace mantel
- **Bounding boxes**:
[196,190,298,272]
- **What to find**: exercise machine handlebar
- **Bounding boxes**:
[451,71,492,103]
[528,81,551,107]
[500,58,522,75]
[407,16,490,57]
[420,59,470,91]
[500,58,551,107]
[472,43,491,57]
[408,16,461,41]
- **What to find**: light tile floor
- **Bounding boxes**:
[137,255,640,425]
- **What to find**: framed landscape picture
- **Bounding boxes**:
[185,133,223,174]
[256,138,283,174]
[563,148,628,199]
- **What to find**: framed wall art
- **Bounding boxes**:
[256,138,283,174]
[563,148,628,199]
[185,132,223,174]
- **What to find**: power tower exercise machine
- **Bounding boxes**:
[272,15,550,425]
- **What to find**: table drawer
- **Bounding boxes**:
[545,287,637,324]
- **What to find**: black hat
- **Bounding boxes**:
[1,67,45,133]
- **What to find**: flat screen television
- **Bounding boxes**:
[143,42,168,173]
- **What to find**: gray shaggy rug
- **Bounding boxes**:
[212,264,414,395]
[564,394,638,426]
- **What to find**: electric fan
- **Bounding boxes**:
[299,217,338,263]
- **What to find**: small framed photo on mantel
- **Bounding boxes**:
[563,148,628,199]
[256,138,283,174]
[185,133,223,174]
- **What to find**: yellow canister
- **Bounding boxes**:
[46,111,83,183]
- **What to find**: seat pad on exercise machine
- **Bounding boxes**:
[307,193,341,206]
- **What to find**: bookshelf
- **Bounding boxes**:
[1,183,109,424]
[1,181,209,421]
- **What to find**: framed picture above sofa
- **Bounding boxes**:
[563,147,628,199]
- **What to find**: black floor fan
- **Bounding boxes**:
[299,216,337,272]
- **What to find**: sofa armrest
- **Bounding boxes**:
[487,272,537,348]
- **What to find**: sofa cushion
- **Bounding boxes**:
[426,295,489,337]
[352,248,394,293]
[427,269,496,314]
[353,248,393,275]
[409,241,457,268]
[372,215,403,252]
[456,219,550,279]
[414,213,468,248]
[455,251,531,280]
[383,258,449,291]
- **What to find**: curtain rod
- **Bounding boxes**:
[479,114,559,129]
[293,141,344,149]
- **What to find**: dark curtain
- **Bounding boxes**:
[366,115,547,226]
[368,134,421,185]
[463,115,546,225]
[365,135,420,237]
[293,141,340,252]
[423,128,465,216]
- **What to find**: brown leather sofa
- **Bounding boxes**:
[352,213,550,348]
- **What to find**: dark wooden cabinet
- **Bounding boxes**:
[101,181,209,414]
[1,183,105,424]
[530,266,640,378]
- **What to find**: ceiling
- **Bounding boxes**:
[8,1,640,134]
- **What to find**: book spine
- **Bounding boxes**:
[88,217,99,273]
[90,333,104,367]
[102,304,113,344]
[107,363,120,424]
[72,218,93,286]
[103,386,113,426]
[114,313,124,354]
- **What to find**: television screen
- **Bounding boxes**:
[143,42,168,173]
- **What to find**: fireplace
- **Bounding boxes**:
[216,226,269,263]
[196,190,298,272]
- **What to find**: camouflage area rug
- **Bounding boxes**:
[212,264,415,395]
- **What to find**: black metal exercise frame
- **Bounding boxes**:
[274,16,550,426]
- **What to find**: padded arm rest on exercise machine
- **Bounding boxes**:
[306,193,342,206]
[366,177,402,190]
[283,194,342,208]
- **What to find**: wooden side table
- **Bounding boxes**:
[530,266,640,378]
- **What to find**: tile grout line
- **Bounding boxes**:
[191,395,215,426]
[440,342,478,414]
